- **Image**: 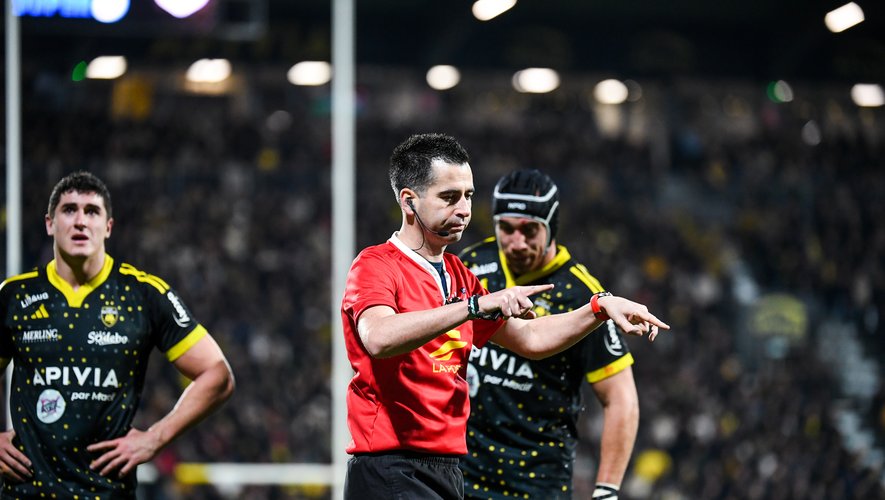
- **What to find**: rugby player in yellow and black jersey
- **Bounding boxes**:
[0,172,234,498]
[459,170,639,500]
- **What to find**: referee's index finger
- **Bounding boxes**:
[521,284,554,296]
[644,312,670,330]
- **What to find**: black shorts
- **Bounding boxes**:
[344,452,464,500]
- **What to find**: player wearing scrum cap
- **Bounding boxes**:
[459,169,638,500]
[342,136,667,500]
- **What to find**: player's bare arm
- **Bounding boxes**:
[0,358,33,483]
[592,367,639,487]
[0,429,33,483]
[87,334,234,477]
[0,357,33,482]
[491,294,669,360]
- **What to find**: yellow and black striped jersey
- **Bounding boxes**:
[458,237,634,500]
[0,255,207,499]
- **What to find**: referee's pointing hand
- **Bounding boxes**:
[480,284,554,319]
[595,294,670,341]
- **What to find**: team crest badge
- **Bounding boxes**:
[100,306,119,327]
[531,297,552,318]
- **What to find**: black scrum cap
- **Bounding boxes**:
[492,169,560,247]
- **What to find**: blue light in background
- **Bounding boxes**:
[13,0,130,23]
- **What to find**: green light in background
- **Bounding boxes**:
[766,82,779,102]
[766,80,794,103]
[72,61,87,81]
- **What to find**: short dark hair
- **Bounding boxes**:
[389,133,470,200]
[47,171,113,219]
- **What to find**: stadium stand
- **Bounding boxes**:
[2,55,883,499]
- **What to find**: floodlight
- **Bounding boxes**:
[287,61,333,86]
[426,65,461,90]
[86,56,127,79]
[472,0,516,21]
[594,79,629,104]
[851,84,884,107]
[824,2,864,33]
[512,68,559,94]
[186,59,232,83]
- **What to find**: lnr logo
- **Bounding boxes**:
[429,330,468,362]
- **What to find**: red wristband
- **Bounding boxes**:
[590,292,612,321]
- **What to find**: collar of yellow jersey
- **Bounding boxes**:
[47,255,114,308]
[499,245,571,288]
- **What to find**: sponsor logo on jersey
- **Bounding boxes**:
[100,305,119,327]
[32,366,119,388]
[469,346,535,378]
[87,330,130,346]
[429,330,468,373]
[29,304,49,320]
[71,391,115,402]
[20,292,49,309]
[21,328,59,343]
[469,262,499,276]
[36,388,66,424]
[429,330,468,362]
[166,291,192,328]
[603,320,625,356]
[468,345,535,392]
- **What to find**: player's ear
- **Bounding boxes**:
[106,217,114,239]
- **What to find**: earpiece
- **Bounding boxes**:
[407,197,449,237]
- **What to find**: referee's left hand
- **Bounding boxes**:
[88,427,162,478]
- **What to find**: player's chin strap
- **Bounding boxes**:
[592,483,620,499]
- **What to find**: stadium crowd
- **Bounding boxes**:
[2,66,883,499]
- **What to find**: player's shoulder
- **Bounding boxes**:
[116,261,173,295]
[358,241,394,257]
[353,242,398,266]
[560,261,605,295]
[548,246,605,295]
[458,236,497,263]
[0,267,42,295]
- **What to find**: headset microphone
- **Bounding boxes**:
[407,198,450,237]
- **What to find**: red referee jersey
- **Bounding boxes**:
[341,235,502,455]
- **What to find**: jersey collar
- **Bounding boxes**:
[46,254,115,308]
[499,244,571,288]
[389,232,450,303]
